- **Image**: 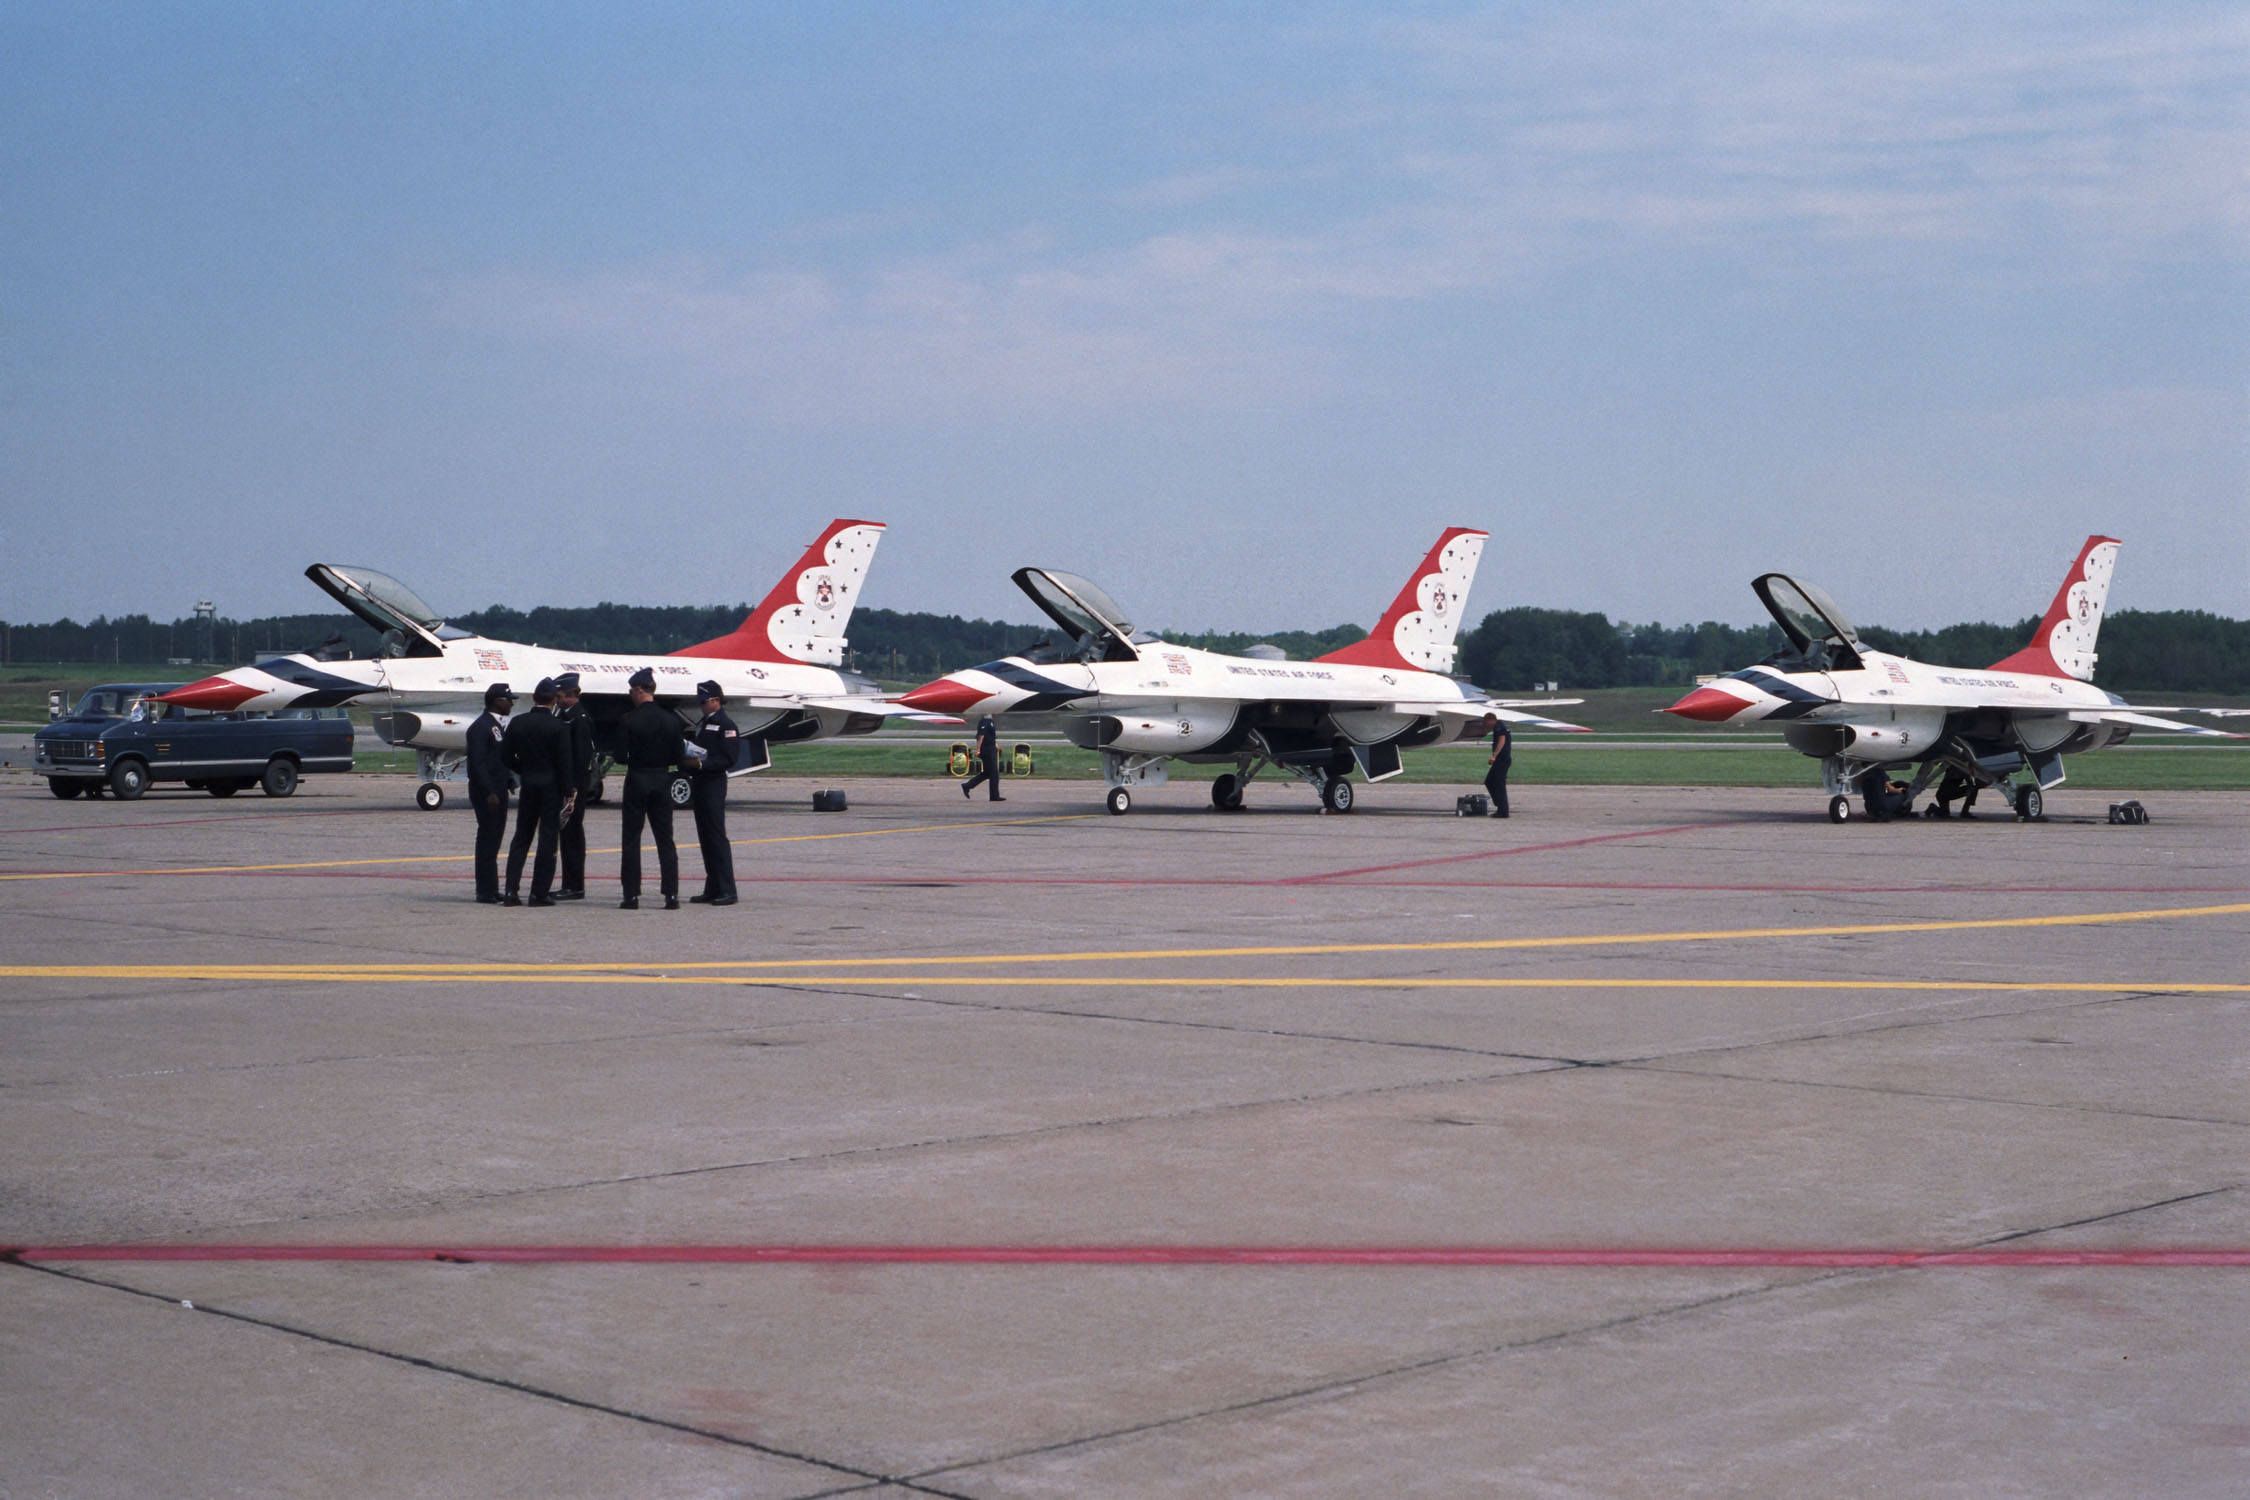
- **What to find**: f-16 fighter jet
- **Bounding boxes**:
[1664,536,2239,822]
[162,519,899,810]
[898,527,1587,815]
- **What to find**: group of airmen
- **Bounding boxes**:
[463,668,741,910]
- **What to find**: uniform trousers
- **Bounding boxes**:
[472,793,510,899]
[1483,760,1511,818]
[558,791,589,892]
[505,785,565,896]
[619,770,679,899]
[963,742,1003,799]
[691,776,736,898]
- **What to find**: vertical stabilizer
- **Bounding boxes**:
[674,519,886,665]
[1989,535,2121,682]
[1315,527,1489,674]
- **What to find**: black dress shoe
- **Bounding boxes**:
[619,896,639,910]
[962,782,972,798]
[555,889,585,901]
[475,894,501,905]
[710,894,738,907]
[501,894,522,907]
[662,896,680,911]
[528,895,555,908]
[688,894,716,904]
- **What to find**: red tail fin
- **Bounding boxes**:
[1988,535,2121,682]
[673,520,886,665]
[1316,527,1489,673]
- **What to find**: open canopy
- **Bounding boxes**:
[1012,568,1139,661]
[306,564,469,656]
[1753,573,1863,669]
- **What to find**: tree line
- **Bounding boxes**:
[4,602,2244,694]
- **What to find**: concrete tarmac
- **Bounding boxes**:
[3,772,2248,1497]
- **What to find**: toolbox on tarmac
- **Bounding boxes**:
[1456,794,1490,817]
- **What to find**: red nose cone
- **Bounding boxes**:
[158,676,262,711]
[1665,685,1747,722]
[898,676,989,715]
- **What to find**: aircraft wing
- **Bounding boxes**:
[2067,709,2244,739]
[1403,699,1593,733]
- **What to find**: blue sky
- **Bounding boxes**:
[4,3,2244,632]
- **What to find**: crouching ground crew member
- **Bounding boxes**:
[1481,713,1512,818]
[617,667,682,911]
[688,679,739,906]
[503,678,576,906]
[466,682,515,903]
[553,672,597,900]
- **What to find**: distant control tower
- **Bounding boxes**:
[194,599,216,663]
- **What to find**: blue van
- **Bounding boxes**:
[34,683,355,800]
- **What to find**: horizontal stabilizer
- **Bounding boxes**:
[2067,709,2243,738]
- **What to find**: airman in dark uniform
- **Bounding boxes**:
[1480,713,1511,818]
[553,672,597,899]
[465,682,515,903]
[502,677,576,906]
[617,667,682,910]
[961,714,1004,801]
[687,679,739,905]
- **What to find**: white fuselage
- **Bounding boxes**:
[913,641,1488,756]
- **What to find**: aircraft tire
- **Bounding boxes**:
[1106,786,1130,816]
[1211,774,1244,811]
[1828,795,1851,823]
[108,758,150,801]
[1322,777,1355,814]
[48,778,83,800]
[2015,784,2042,821]
[415,781,445,811]
[261,757,299,798]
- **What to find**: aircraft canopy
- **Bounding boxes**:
[306,563,469,656]
[1013,568,1139,660]
[1753,573,1862,668]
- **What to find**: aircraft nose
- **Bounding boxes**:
[158,674,262,711]
[898,676,991,715]
[1665,685,1750,722]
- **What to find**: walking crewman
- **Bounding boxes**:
[687,679,739,906]
[617,667,682,911]
[553,672,597,900]
[1481,713,1512,818]
[465,682,515,903]
[502,677,576,906]
[961,714,1005,802]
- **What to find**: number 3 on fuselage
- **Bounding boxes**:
[897,528,1588,815]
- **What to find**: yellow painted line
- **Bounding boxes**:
[0,813,1093,881]
[7,899,2235,978]
[0,971,2243,994]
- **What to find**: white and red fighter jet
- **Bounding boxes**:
[897,527,1587,815]
[160,519,901,810]
[1664,535,2238,822]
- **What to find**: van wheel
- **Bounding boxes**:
[48,778,83,800]
[207,782,239,798]
[108,759,150,801]
[261,758,300,798]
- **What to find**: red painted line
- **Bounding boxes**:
[1280,821,1751,884]
[15,1243,2250,1268]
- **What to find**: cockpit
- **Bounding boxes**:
[1012,568,1144,662]
[1753,573,1864,673]
[305,563,475,658]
